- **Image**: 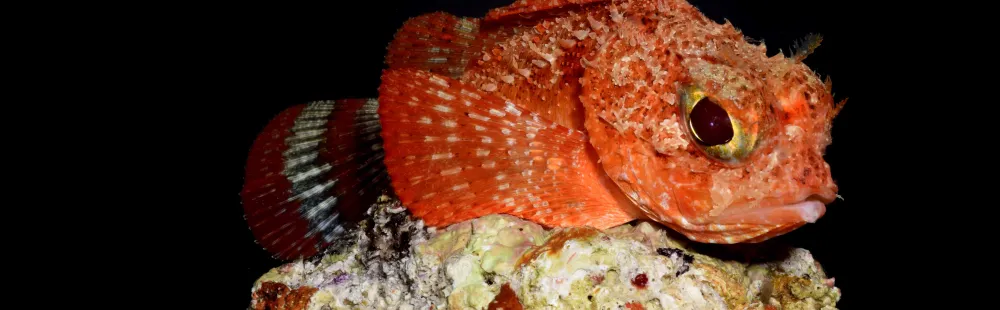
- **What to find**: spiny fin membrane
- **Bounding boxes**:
[377,69,636,229]
[485,0,609,22]
[791,33,822,62]
[384,12,483,79]
[241,99,389,260]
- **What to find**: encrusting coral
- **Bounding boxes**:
[250,194,839,310]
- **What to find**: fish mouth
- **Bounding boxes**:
[779,199,825,223]
[711,189,837,226]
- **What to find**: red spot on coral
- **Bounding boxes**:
[591,274,605,284]
[252,282,318,310]
[631,273,648,289]
[488,283,524,310]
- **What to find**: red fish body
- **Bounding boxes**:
[242,0,844,260]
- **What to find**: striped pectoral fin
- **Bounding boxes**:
[241,99,390,260]
[384,12,484,79]
[377,69,638,229]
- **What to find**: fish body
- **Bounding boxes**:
[242,0,844,260]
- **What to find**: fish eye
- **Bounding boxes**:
[688,97,733,146]
[681,86,757,164]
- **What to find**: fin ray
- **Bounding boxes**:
[241,99,389,260]
[385,12,483,78]
[485,0,609,21]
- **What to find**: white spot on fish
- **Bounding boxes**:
[475,125,486,131]
[425,136,438,142]
[504,102,522,116]
[436,91,455,101]
[432,153,454,160]
[447,135,459,143]
[489,109,506,117]
[496,174,506,180]
[482,160,496,168]
[452,183,470,191]
[442,119,457,127]
[785,125,804,139]
[559,39,576,49]
[507,138,516,145]
[429,75,449,87]
[483,83,498,92]
[477,149,490,157]
[658,193,672,211]
[498,183,510,190]
[501,75,515,84]
[441,167,462,175]
[501,128,512,135]
[546,158,565,171]
[430,105,455,116]
[481,136,493,144]
[460,89,480,99]
[468,113,490,122]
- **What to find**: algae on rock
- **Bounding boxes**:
[250,195,840,310]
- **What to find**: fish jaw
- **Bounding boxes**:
[583,108,839,243]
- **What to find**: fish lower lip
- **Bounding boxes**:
[787,199,825,223]
[711,199,827,225]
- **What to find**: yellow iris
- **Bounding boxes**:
[681,86,757,164]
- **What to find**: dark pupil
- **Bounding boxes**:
[689,97,734,146]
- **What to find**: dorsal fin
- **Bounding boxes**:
[485,0,610,22]
[791,33,822,62]
[384,12,483,79]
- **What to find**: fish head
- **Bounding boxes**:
[578,2,843,243]
[664,56,843,234]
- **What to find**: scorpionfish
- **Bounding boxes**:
[241,0,846,260]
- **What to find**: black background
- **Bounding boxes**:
[214,1,897,308]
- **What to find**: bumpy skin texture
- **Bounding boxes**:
[570,0,842,243]
[380,0,843,244]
